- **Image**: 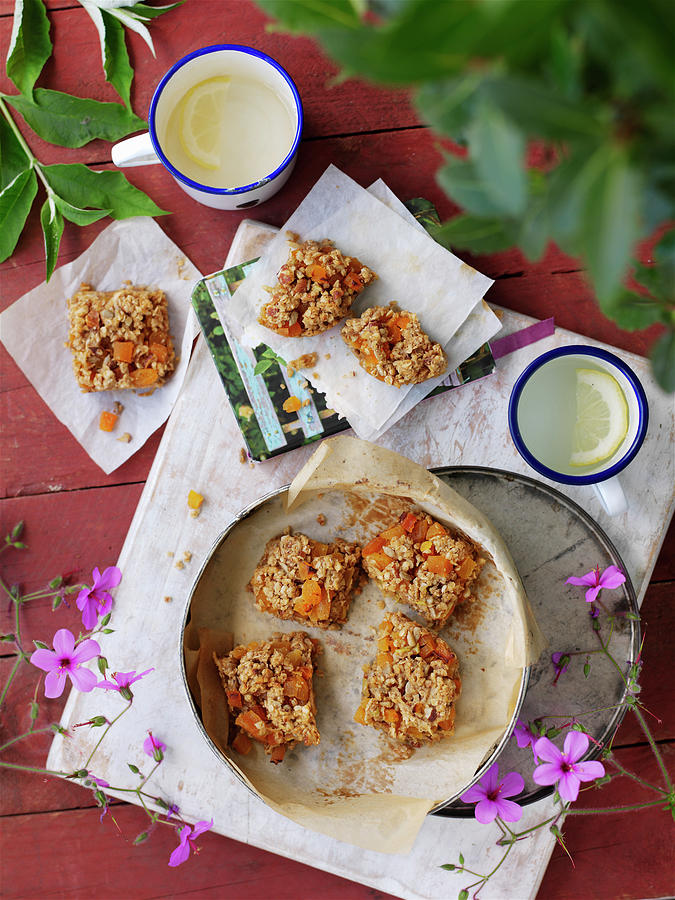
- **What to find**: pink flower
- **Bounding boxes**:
[30,629,101,698]
[533,731,605,802]
[514,719,539,761]
[565,565,626,603]
[143,731,166,762]
[76,566,122,630]
[97,668,153,699]
[168,819,213,867]
[460,763,524,824]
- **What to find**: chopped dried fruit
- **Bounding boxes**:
[214,631,321,763]
[355,612,461,748]
[282,395,302,413]
[361,510,485,628]
[258,239,377,337]
[187,490,204,510]
[250,532,361,629]
[99,411,118,432]
[342,303,446,387]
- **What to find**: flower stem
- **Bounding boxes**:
[0,726,56,753]
[0,656,22,708]
[566,799,667,815]
[0,760,67,776]
[630,704,673,792]
[83,701,131,771]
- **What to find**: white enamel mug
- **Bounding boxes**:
[508,346,650,516]
[111,44,303,210]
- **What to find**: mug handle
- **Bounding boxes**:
[111,132,161,168]
[593,476,628,517]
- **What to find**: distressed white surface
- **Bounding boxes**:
[48,220,675,900]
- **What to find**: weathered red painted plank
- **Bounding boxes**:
[536,742,675,900]
[0,802,400,900]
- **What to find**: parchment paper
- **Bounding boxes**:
[184,438,544,853]
[0,218,201,473]
[225,166,495,437]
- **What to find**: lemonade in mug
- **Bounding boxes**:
[508,346,649,515]
[112,45,302,209]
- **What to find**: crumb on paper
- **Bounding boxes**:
[98,410,118,432]
[175,560,185,570]
[117,432,132,443]
[239,448,247,464]
[316,513,327,526]
[164,596,172,603]
[302,399,310,407]
[167,551,174,558]
[288,352,318,373]
[249,461,255,469]
[324,353,331,360]
[317,493,324,499]
[190,510,200,518]
[113,401,124,415]
[187,490,203,511]
[183,551,192,563]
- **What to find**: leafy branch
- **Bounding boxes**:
[1,0,177,280]
[257,0,675,390]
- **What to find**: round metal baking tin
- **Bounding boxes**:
[179,467,638,817]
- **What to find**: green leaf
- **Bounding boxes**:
[582,150,642,302]
[0,168,37,263]
[7,89,145,149]
[54,196,111,227]
[6,0,52,96]
[127,1,183,19]
[33,639,48,649]
[43,164,167,219]
[436,157,505,218]
[101,11,134,107]
[415,75,481,139]
[466,98,526,217]
[52,594,62,610]
[650,328,675,393]
[602,288,666,331]
[40,196,64,281]
[430,215,514,255]
[257,0,362,32]
[254,359,273,375]
[0,110,30,191]
[440,864,455,871]
[11,521,24,540]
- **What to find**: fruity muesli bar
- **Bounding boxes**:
[249,531,362,628]
[361,511,485,629]
[214,631,320,764]
[354,612,461,747]
[67,283,175,392]
[258,239,377,337]
[341,303,447,387]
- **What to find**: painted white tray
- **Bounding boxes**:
[48,220,675,900]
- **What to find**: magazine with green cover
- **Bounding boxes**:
[191,199,495,461]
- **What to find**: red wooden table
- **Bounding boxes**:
[1,2,673,898]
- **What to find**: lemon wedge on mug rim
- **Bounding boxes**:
[570,368,629,467]
[179,76,231,171]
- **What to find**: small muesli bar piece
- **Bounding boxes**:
[67,283,175,392]
[341,303,446,387]
[361,511,485,629]
[214,631,320,764]
[354,612,461,747]
[258,239,377,337]
[249,531,361,628]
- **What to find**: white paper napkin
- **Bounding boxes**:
[0,218,201,474]
[225,165,498,440]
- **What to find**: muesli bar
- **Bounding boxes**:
[258,239,377,337]
[361,511,484,628]
[67,283,175,392]
[249,531,362,628]
[214,631,320,764]
[354,612,461,747]
[341,303,447,386]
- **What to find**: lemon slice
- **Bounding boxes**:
[179,76,231,171]
[570,368,629,467]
